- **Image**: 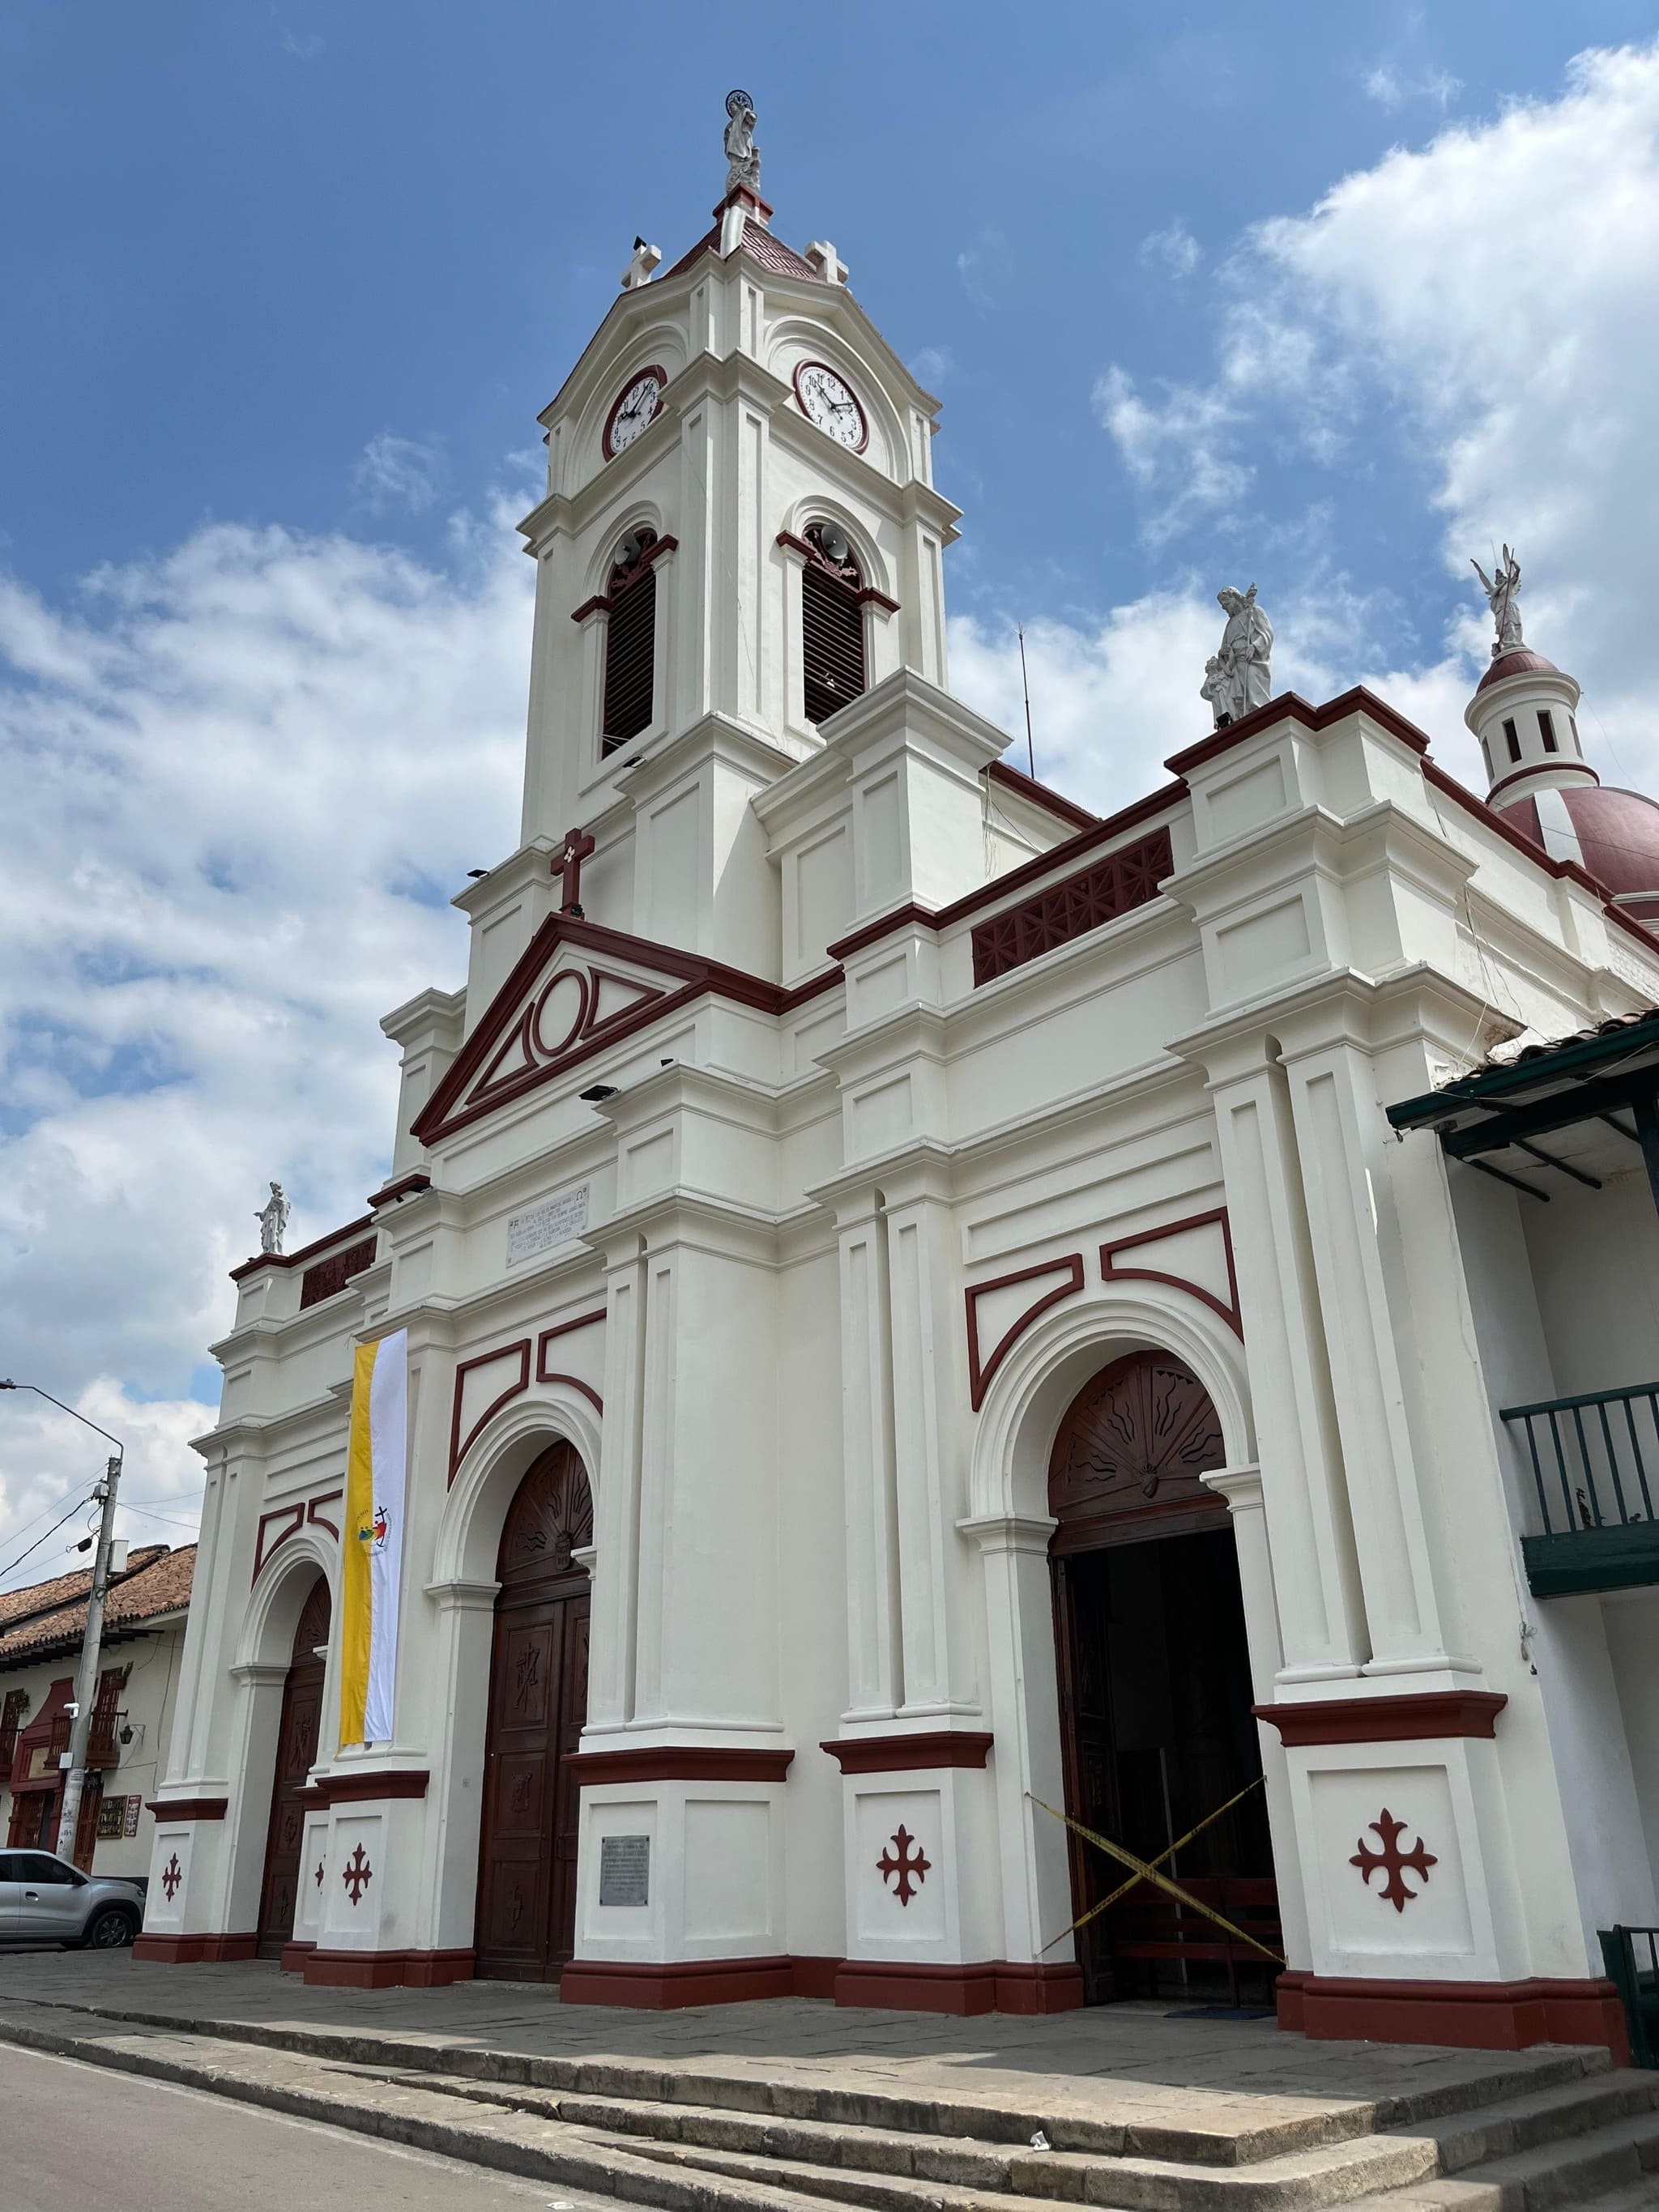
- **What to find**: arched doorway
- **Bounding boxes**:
[474,1440,592,1981]
[255,1572,331,1960]
[1049,1349,1277,2005]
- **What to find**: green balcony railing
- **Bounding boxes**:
[1499,1383,1659,1596]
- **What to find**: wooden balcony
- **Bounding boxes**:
[1501,1382,1659,1597]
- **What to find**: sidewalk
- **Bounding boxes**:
[0,1946,1595,2124]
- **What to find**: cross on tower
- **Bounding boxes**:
[554,826,596,918]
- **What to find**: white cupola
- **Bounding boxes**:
[1466,646,1594,812]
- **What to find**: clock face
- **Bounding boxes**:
[603,366,666,458]
[794,360,868,453]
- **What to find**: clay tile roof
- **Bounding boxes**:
[660,215,821,285]
[0,1545,194,1665]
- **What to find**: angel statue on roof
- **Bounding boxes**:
[256,1181,291,1256]
[724,90,761,193]
[1203,584,1274,728]
[1472,545,1525,655]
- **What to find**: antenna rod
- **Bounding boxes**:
[1017,623,1035,781]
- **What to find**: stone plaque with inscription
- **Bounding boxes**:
[506,1184,590,1266]
[599,1832,650,1907]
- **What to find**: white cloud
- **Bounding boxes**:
[0,505,533,1585]
[1093,366,1249,548]
[1364,62,1461,111]
[1140,220,1202,278]
[908,346,956,390]
[352,432,446,514]
[1092,40,1659,794]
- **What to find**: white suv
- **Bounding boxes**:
[0,1849,145,1949]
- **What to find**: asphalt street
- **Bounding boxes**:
[0,2041,625,2211]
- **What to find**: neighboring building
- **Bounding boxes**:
[2,1545,195,1878]
[140,117,1659,2056]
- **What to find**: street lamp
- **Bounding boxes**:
[1,1379,126,1860]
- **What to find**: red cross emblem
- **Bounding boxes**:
[160,1852,182,1902]
[876,1825,931,1907]
[341,1842,373,1905]
[554,826,596,918]
[1350,1808,1437,1912]
[314,1860,325,1889]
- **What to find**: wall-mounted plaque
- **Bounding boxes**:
[507,1185,590,1266]
[96,1797,124,1839]
[123,1795,142,1837]
[598,1832,650,1907]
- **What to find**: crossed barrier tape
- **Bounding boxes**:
[1029,1779,1286,1967]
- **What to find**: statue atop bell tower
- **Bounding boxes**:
[723,90,761,195]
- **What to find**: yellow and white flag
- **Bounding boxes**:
[339,1328,408,1750]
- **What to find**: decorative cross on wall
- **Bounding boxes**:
[876,1825,931,1907]
[554,827,596,918]
[341,1842,374,1906]
[1350,1808,1437,1912]
[160,1853,182,1902]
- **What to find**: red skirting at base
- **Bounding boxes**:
[301,1947,475,1988]
[1277,1971,1631,2063]
[561,1954,797,2007]
[561,1953,1084,2014]
[132,1931,258,1965]
[279,1939,316,1975]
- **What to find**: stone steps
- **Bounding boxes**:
[2,1994,1655,2212]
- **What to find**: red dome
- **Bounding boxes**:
[1476,649,1561,693]
[1508,783,1659,914]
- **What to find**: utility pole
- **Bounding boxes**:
[0,1380,127,1865]
[56,1451,124,1860]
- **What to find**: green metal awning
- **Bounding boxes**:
[1387,1008,1659,1204]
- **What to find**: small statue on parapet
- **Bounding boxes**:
[1202,583,1274,728]
[256,1181,291,1256]
[724,90,761,194]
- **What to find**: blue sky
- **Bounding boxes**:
[5,5,1659,1583]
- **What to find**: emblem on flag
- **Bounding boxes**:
[339,1329,408,1750]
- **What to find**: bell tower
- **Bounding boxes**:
[504,93,964,983]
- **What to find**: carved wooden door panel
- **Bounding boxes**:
[256,1575,331,1960]
[475,1443,592,1982]
[1050,1550,1123,2003]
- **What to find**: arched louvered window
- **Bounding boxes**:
[602,528,658,755]
[800,522,866,727]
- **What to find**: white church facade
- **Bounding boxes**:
[141,116,1659,2056]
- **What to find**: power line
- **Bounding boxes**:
[0,1495,95,1588]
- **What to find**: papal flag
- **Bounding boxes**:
[340,1328,408,1750]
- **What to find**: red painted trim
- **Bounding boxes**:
[132,1931,258,1963]
[309,1768,429,1806]
[565,1746,795,1784]
[987,760,1098,833]
[773,529,898,612]
[1100,1208,1243,1338]
[826,902,940,963]
[306,1488,343,1543]
[301,1945,471,1989]
[412,915,831,1146]
[252,1503,305,1583]
[145,1796,229,1821]
[1485,761,1599,807]
[714,183,774,223]
[1254,1690,1508,1745]
[449,1341,531,1482]
[562,1954,795,2008]
[833,1960,1000,2015]
[1164,686,1433,778]
[279,1938,316,1974]
[367,1171,432,1210]
[789,1954,840,2000]
[600,365,668,462]
[230,1215,376,1283]
[965,1255,1085,1412]
[791,361,870,454]
[535,1308,607,1411]
[1277,1971,1631,2062]
[821,1732,993,1772]
[571,535,681,624]
[1422,759,1659,953]
[988,1961,1086,2015]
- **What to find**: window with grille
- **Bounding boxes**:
[602,530,658,755]
[800,522,866,727]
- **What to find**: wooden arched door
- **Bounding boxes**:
[255,1573,331,1960]
[474,1442,593,1981]
[1048,1349,1277,2005]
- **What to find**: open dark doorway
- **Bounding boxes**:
[256,1573,331,1962]
[1049,1349,1279,2006]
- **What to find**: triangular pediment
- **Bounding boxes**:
[411,917,748,1146]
